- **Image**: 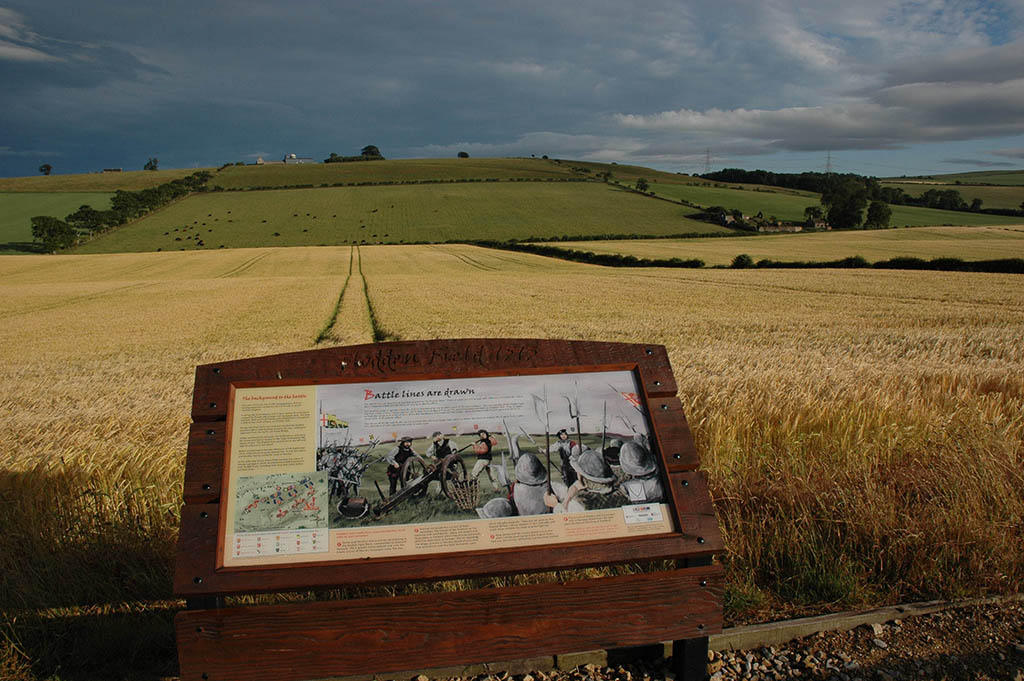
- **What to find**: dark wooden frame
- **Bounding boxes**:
[174,339,723,681]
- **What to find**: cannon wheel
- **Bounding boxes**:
[400,457,430,497]
[440,454,468,499]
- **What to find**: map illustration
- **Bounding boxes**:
[233,472,329,533]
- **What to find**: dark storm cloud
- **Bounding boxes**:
[0,7,163,94]
[2,1,1023,176]
[941,157,1015,167]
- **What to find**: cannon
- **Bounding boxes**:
[371,453,470,516]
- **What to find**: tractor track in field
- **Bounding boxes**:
[217,250,274,278]
[0,281,157,320]
[433,245,499,271]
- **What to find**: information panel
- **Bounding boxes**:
[221,369,673,567]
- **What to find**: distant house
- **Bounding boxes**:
[283,153,314,164]
[757,222,803,233]
[102,168,123,173]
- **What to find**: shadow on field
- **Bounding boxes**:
[0,465,182,679]
[0,241,46,254]
[0,468,177,612]
[2,606,178,681]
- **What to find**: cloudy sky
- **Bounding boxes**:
[2,0,1023,178]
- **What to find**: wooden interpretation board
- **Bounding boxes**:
[174,339,724,681]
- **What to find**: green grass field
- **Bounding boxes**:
[889,169,1024,186]
[73,182,730,253]
[0,168,208,193]
[879,181,1024,210]
[646,180,1022,227]
[209,157,581,189]
[648,181,819,221]
[547,226,1024,266]
[0,192,113,254]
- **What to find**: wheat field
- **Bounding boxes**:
[1,245,1022,678]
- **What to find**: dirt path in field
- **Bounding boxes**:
[314,245,374,346]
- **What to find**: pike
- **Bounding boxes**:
[600,400,607,455]
[531,385,553,493]
[563,381,584,455]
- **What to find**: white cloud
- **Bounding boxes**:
[0,39,61,62]
[990,147,1024,158]
[483,60,565,80]
[612,39,1024,152]
[0,145,59,157]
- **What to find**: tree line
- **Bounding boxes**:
[30,171,212,252]
[702,168,1024,219]
[323,145,385,164]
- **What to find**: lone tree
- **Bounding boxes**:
[361,145,383,158]
[635,177,649,192]
[731,253,754,269]
[864,200,892,229]
[38,163,52,176]
[820,178,868,229]
[144,157,159,171]
[457,151,470,158]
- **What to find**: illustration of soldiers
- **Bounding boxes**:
[557,449,619,512]
[470,429,498,490]
[425,431,453,460]
[602,438,623,468]
[512,453,571,515]
[385,436,417,496]
[548,428,578,486]
[617,441,664,503]
[475,497,514,519]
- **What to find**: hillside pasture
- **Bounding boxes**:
[544,226,1024,266]
[209,157,581,189]
[879,181,1024,210]
[893,169,1024,186]
[73,182,730,253]
[0,192,113,254]
[0,168,207,193]
[648,181,819,221]
[646,181,1022,227]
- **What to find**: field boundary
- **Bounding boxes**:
[475,240,1024,274]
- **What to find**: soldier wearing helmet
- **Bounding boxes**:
[618,441,663,503]
[554,448,621,512]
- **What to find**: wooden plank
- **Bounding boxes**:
[665,472,723,555]
[176,565,724,681]
[174,504,717,596]
[183,422,225,504]
[190,339,677,421]
[648,396,700,471]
